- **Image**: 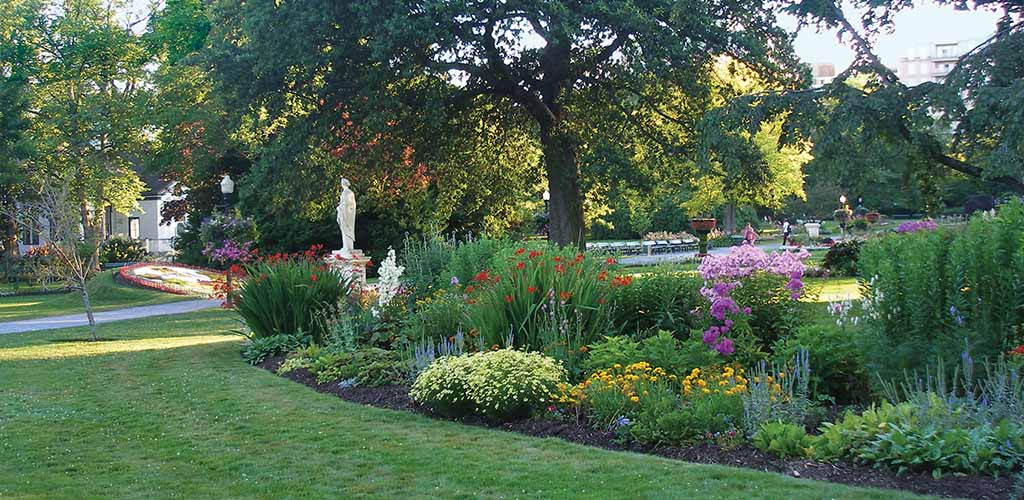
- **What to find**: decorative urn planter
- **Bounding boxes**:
[865,211,881,223]
[689,218,717,257]
[804,222,821,239]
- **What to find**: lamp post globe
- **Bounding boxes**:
[220,174,235,214]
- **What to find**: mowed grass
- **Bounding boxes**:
[0,270,191,322]
[0,311,932,499]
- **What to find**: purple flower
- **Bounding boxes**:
[714,338,734,356]
[450,276,460,286]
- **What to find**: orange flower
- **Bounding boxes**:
[560,291,572,301]
[504,295,514,303]
[1010,344,1024,356]
[597,270,608,281]
[612,275,633,287]
[467,299,477,305]
[466,285,475,293]
[579,345,589,353]
[516,261,525,270]
[528,250,543,259]
[555,263,566,274]
[527,286,538,293]
[515,248,526,255]
[491,344,500,351]
[553,256,563,262]
[574,253,585,263]
[310,274,319,282]
[598,297,606,305]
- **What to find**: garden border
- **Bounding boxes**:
[116,262,224,297]
[257,356,1014,500]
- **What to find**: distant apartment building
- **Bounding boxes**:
[810,63,836,88]
[896,40,979,86]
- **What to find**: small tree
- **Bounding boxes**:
[10,171,103,340]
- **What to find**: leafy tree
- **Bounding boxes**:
[19,0,150,247]
[201,0,804,247]
[709,0,1024,211]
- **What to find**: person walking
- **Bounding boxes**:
[782,219,791,246]
[742,223,758,245]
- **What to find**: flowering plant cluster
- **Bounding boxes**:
[895,220,938,233]
[374,247,405,316]
[697,245,809,356]
[462,247,629,374]
[200,213,259,266]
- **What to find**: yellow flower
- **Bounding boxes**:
[630,395,640,403]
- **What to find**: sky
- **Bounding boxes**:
[128,0,1004,71]
[783,2,1004,69]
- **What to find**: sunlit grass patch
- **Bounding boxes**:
[0,334,239,361]
[803,277,861,303]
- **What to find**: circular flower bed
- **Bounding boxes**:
[118,263,225,297]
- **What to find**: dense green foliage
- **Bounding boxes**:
[858,202,1024,379]
[608,269,704,336]
[98,236,149,264]
[235,258,350,343]
[822,240,863,277]
[310,348,407,386]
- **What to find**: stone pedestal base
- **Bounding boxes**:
[325,249,370,285]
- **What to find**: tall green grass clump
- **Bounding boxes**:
[236,257,351,343]
[858,200,1024,379]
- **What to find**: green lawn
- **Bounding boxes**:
[0,310,931,499]
[0,270,191,322]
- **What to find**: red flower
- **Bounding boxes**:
[1010,345,1024,356]
[335,254,347,261]
[611,275,633,287]
[229,264,242,274]
[560,291,572,301]
[515,248,526,255]
[574,253,585,263]
[466,285,475,293]
[467,299,477,305]
[606,257,616,265]
[597,270,608,281]
[516,261,525,270]
[527,286,538,293]
[553,256,563,262]
[598,297,606,305]
[473,271,490,282]
[504,295,514,303]
[310,274,319,282]
[528,250,543,259]
[555,263,566,274]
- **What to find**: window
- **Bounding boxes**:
[20,226,39,246]
[129,217,141,240]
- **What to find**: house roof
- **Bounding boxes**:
[137,171,175,198]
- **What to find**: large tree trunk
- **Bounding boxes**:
[539,125,585,249]
[1,214,19,260]
[723,203,737,235]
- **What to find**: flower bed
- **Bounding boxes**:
[256,355,1013,500]
[117,262,225,297]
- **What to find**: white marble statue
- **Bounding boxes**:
[336,178,356,256]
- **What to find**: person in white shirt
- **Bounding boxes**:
[782,219,791,246]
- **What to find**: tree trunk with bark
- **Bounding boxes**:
[540,125,585,249]
[80,278,97,341]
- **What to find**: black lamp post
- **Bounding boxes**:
[220,174,235,214]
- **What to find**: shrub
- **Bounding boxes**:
[399,229,455,299]
[410,349,567,421]
[241,333,310,365]
[753,421,813,458]
[859,201,1024,378]
[582,331,719,377]
[99,236,149,264]
[310,348,408,386]
[443,237,519,286]
[822,239,862,277]
[199,211,259,266]
[399,288,470,347]
[236,257,351,343]
[772,324,870,403]
[464,246,623,376]
[728,272,803,348]
[608,268,704,336]
[277,345,321,375]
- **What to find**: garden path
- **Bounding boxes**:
[0,299,221,335]
[618,241,784,266]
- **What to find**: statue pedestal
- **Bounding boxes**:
[325,249,370,285]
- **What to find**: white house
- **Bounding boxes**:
[18,173,184,256]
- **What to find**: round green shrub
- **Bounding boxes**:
[410,349,567,421]
[99,236,149,264]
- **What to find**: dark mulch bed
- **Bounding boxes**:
[258,356,1015,499]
